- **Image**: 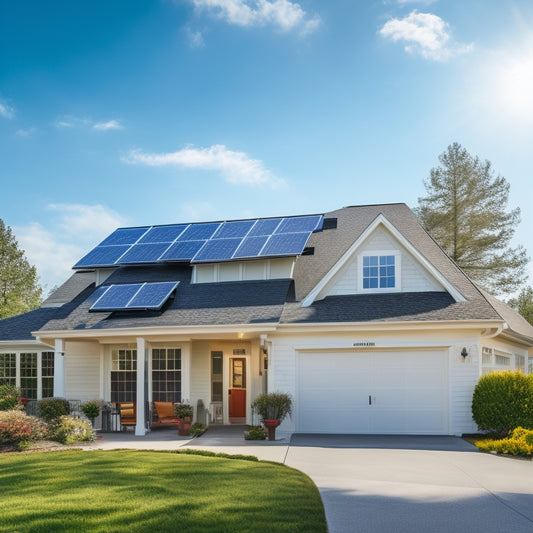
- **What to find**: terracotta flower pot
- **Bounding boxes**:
[263,419,280,441]
[177,416,192,436]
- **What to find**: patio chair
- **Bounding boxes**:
[118,402,136,430]
[153,401,180,426]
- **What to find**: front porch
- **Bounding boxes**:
[47,331,271,436]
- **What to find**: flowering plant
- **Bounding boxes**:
[0,409,46,450]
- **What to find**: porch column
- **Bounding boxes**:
[53,339,66,398]
[181,343,191,403]
[135,337,146,436]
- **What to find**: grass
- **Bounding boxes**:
[0,450,327,533]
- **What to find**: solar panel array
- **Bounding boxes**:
[74,215,323,269]
[89,281,179,312]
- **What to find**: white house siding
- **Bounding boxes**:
[269,328,483,437]
[65,341,101,401]
[190,341,210,419]
[481,337,531,374]
[324,226,444,298]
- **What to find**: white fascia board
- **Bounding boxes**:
[301,214,466,307]
[276,319,504,334]
[0,339,51,347]
[32,324,279,341]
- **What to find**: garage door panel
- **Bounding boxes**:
[297,350,448,435]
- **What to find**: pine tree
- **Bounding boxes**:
[0,219,42,318]
[416,142,529,295]
[507,286,533,326]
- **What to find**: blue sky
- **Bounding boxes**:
[1,0,532,293]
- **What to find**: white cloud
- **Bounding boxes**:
[124,144,286,188]
[379,10,472,61]
[93,119,123,131]
[15,204,129,292]
[190,0,321,35]
[55,115,124,131]
[186,27,206,48]
[0,100,15,119]
[15,127,36,137]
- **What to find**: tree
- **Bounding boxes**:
[416,142,529,295]
[507,286,533,326]
[0,219,42,318]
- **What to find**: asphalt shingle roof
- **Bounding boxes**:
[1,203,531,343]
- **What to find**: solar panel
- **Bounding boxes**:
[213,220,255,239]
[74,214,324,268]
[193,238,243,262]
[99,227,149,246]
[275,215,323,234]
[138,225,188,244]
[247,218,282,237]
[74,245,131,268]
[160,240,207,261]
[90,281,179,311]
[233,235,269,258]
[178,222,221,241]
[127,282,179,309]
[260,232,310,256]
[90,284,143,310]
[118,243,171,264]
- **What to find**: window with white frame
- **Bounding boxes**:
[0,353,16,385]
[361,253,399,291]
[111,348,137,403]
[0,351,55,399]
[152,348,181,403]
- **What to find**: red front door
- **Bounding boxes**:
[229,358,246,418]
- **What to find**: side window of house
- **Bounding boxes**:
[362,255,396,289]
[111,348,137,403]
[41,352,55,398]
[0,353,17,386]
[152,348,181,403]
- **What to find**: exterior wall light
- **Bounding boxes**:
[461,347,468,358]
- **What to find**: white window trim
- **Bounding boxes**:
[358,250,402,293]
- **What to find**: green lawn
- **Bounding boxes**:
[0,450,327,533]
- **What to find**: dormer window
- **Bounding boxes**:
[359,252,401,292]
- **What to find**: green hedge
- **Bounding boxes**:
[38,398,70,423]
[472,371,533,435]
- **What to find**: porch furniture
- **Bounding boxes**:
[153,401,180,426]
[118,402,136,430]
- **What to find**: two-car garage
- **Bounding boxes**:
[297,349,449,435]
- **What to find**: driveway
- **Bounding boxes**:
[285,435,533,533]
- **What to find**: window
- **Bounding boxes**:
[211,351,223,402]
[0,353,16,385]
[363,255,395,289]
[20,353,38,399]
[152,348,181,403]
[515,354,526,372]
[482,347,492,365]
[111,348,137,403]
[41,352,55,398]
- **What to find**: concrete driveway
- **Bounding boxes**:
[285,435,533,533]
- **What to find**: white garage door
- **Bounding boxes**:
[297,350,448,434]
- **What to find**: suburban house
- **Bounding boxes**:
[1,203,532,437]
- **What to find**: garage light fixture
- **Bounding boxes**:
[461,347,468,359]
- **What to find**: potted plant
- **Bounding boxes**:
[251,392,292,441]
[81,400,101,427]
[174,403,193,436]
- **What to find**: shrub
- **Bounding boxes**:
[475,426,533,456]
[251,392,292,423]
[49,415,95,444]
[472,371,533,435]
[0,409,46,450]
[0,384,23,411]
[190,423,207,437]
[38,398,70,423]
[174,403,193,419]
[81,400,101,421]
[245,426,266,440]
